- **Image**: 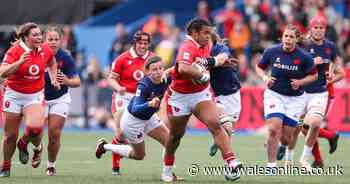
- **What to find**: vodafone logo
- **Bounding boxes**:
[133,69,144,81]
[28,64,40,76]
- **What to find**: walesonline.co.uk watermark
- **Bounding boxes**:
[188,163,344,176]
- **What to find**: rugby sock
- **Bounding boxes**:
[285,148,294,161]
[223,152,235,164]
[111,137,120,169]
[163,154,175,174]
[1,160,11,170]
[318,128,336,140]
[104,144,131,158]
[47,161,55,168]
[300,145,312,161]
[312,141,322,162]
[267,162,277,167]
[164,153,175,166]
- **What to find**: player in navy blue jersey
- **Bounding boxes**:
[42,27,80,176]
[277,16,345,169]
[205,33,241,157]
[95,56,182,179]
[255,25,318,168]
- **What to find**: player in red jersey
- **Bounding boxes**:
[107,31,154,175]
[0,22,59,177]
[161,18,242,182]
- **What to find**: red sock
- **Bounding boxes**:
[319,128,336,140]
[312,141,322,162]
[111,137,121,169]
[223,152,236,164]
[1,160,11,170]
[164,154,175,166]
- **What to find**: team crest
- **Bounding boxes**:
[293,59,301,65]
[4,100,10,108]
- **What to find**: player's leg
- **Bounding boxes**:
[318,127,339,154]
[0,111,22,177]
[46,102,68,176]
[161,115,189,182]
[20,103,45,168]
[302,124,324,168]
[209,92,240,157]
[146,115,169,147]
[300,94,327,171]
[321,96,339,154]
[263,89,285,167]
[281,123,298,166]
[265,117,283,167]
[193,100,242,181]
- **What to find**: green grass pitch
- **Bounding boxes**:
[0,132,348,184]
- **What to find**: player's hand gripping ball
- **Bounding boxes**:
[191,62,210,86]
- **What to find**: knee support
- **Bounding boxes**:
[219,114,235,135]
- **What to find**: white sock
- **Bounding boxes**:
[285,148,294,161]
[300,145,312,161]
[163,165,173,174]
[103,144,132,158]
[47,161,55,168]
[267,162,277,167]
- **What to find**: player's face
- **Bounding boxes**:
[194,26,212,47]
[135,35,150,56]
[311,25,326,41]
[282,29,297,51]
[45,31,61,53]
[25,27,43,49]
[147,61,164,84]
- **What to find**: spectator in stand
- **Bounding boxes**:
[109,23,131,65]
[197,0,213,23]
[215,0,242,38]
[62,25,78,59]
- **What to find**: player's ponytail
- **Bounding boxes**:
[17,22,39,42]
[186,18,212,35]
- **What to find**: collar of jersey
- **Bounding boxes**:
[130,47,149,59]
[19,41,42,52]
[19,41,32,52]
[186,35,200,48]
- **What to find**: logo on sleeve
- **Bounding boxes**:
[183,52,190,60]
[293,59,301,65]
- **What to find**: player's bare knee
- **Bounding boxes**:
[133,152,145,160]
[207,119,222,135]
[268,127,280,139]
